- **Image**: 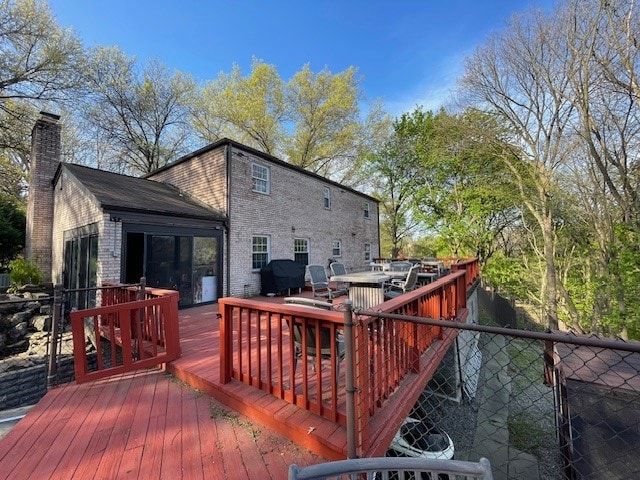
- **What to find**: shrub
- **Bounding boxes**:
[9,259,42,287]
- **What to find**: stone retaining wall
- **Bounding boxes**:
[0,355,77,410]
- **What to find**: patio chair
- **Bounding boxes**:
[385,264,420,299]
[329,262,349,292]
[283,297,345,379]
[306,265,347,299]
[289,456,494,480]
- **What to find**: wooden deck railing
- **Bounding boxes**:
[451,257,480,289]
[71,284,180,383]
[219,298,347,423]
[218,259,479,455]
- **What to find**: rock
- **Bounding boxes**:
[31,315,51,332]
[8,322,28,341]
[39,305,52,315]
[9,311,33,328]
[0,332,5,350]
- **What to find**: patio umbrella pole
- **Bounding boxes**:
[343,300,357,458]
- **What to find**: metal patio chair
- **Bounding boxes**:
[307,264,347,299]
[283,297,345,379]
[289,456,494,480]
[385,264,420,299]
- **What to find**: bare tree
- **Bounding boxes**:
[561,0,640,338]
[460,8,576,330]
[84,47,195,175]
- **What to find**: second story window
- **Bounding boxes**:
[323,187,331,209]
[332,240,342,257]
[252,163,270,194]
[364,202,370,218]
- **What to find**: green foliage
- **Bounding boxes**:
[192,59,391,184]
[8,258,41,286]
[0,197,25,268]
[482,252,531,301]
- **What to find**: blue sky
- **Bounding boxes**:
[48,0,554,117]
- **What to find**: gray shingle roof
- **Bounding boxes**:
[60,163,226,222]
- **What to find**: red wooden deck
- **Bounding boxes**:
[0,300,335,480]
[0,366,323,480]
[0,264,475,479]
[167,299,352,461]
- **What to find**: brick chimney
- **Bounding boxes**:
[25,111,61,283]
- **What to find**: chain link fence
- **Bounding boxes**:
[365,300,640,480]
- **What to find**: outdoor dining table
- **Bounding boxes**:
[329,271,390,310]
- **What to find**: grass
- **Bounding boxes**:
[507,338,544,393]
[508,411,548,458]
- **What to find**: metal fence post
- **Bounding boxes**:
[343,300,357,459]
[47,284,63,390]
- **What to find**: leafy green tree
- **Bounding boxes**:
[412,109,518,263]
[366,109,426,257]
[191,59,286,156]
[192,59,390,185]
[0,197,25,268]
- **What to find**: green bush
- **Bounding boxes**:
[9,258,42,287]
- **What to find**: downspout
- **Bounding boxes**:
[225,144,232,297]
[376,202,381,259]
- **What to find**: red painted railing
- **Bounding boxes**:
[71,285,180,383]
[219,299,347,423]
[218,263,478,448]
[451,258,479,289]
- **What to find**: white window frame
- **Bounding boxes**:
[364,242,372,261]
[252,163,270,194]
[332,240,342,257]
[323,187,331,210]
[294,238,309,265]
[364,202,370,219]
[252,235,270,270]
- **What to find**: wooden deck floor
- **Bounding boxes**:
[0,299,329,480]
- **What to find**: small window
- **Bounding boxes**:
[332,240,342,257]
[364,202,370,218]
[252,163,270,194]
[294,238,309,265]
[252,235,270,269]
[323,187,331,209]
[364,243,372,262]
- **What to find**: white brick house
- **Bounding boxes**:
[27,113,380,306]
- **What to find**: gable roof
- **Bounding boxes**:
[56,163,227,222]
[148,138,379,204]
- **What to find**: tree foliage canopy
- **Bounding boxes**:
[192,59,391,185]
[0,196,25,267]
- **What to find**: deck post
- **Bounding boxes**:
[343,300,357,459]
[47,283,63,389]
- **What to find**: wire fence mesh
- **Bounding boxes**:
[360,307,640,480]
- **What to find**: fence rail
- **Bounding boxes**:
[70,282,180,383]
